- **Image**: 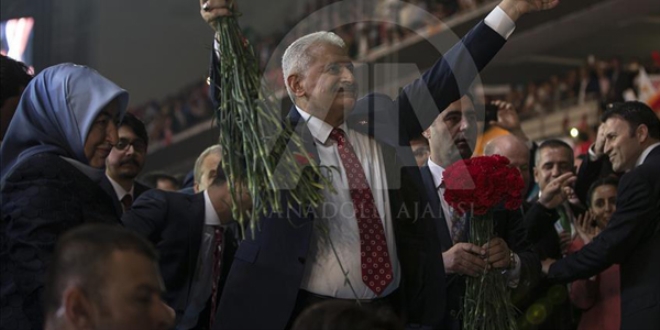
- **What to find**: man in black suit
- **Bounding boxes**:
[420,96,540,329]
[543,101,660,330]
[105,112,151,213]
[122,162,247,330]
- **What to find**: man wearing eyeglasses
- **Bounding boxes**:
[105,112,151,213]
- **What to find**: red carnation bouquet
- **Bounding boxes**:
[442,155,524,330]
[443,154,523,215]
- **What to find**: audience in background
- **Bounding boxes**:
[568,178,620,330]
[0,54,33,141]
[142,172,181,192]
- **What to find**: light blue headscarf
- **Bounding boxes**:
[0,63,129,185]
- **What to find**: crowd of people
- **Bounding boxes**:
[1,1,660,330]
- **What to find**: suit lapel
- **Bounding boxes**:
[286,106,320,163]
[98,175,123,218]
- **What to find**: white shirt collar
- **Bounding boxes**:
[636,142,660,167]
[106,174,134,200]
[427,158,445,189]
[295,106,346,144]
[203,190,222,226]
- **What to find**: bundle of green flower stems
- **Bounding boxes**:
[213,5,330,237]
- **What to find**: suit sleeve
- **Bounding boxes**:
[523,202,558,243]
[547,171,657,282]
[396,21,507,138]
[505,209,541,290]
[574,154,606,206]
[121,190,170,241]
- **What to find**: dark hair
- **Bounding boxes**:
[586,177,619,207]
[44,224,158,316]
[535,139,574,167]
[142,172,181,190]
[119,112,149,145]
[0,54,33,106]
[292,300,403,330]
[601,101,660,140]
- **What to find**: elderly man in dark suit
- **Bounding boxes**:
[200,0,558,328]
[122,161,246,330]
[543,101,660,330]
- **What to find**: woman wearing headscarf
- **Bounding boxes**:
[0,63,128,330]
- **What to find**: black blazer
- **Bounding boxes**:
[547,146,660,330]
[121,189,238,324]
[212,20,507,330]
[1,153,119,330]
[420,165,540,330]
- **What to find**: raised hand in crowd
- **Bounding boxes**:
[200,0,234,28]
[498,0,561,21]
[592,122,607,159]
[488,100,529,142]
[574,211,599,244]
[482,237,513,270]
[442,243,488,277]
[538,172,577,209]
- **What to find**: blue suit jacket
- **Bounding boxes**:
[213,21,507,330]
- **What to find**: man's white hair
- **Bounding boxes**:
[281,31,346,103]
[194,144,222,184]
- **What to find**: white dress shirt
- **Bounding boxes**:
[297,107,400,299]
[427,158,521,286]
[107,175,134,212]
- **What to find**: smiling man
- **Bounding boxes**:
[105,113,151,212]
[544,101,660,330]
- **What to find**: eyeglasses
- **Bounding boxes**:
[114,138,147,153]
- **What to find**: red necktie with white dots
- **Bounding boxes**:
[329,128,392,295]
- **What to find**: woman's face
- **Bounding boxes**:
[589,184,617,229]
[84,100,120,168]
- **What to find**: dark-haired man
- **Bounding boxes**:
[105,112,151,212]
[43,224,175,330]
[543,101,660,329]
[122,162,247,330]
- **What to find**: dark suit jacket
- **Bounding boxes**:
[547,146,660,330]
[1,153,119,330]
[121,189,238,324]
[213,21,507,330]
[420,165,540,330]
[574,152,618,206]
[134,180,151,199]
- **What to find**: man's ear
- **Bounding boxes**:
[533,166,540,184]
[422,128,431,140]
[636,124,649,143]
[287,74,305,98]
[63,286,95,329]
